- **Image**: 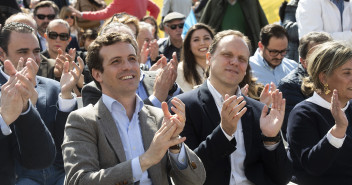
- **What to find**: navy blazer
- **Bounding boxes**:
[0,75,56,185]
[172,82,292,185]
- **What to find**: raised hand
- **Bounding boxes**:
[162,98,186,138]
[140,41,150,64]
[220,94,247,136]
[54,48,65,78]
[149,39,159,61]
[260,82,276,107]
[150,55,167,71]
[152,58,177,102]
[139,115,186,172]
[60,56,84,99]
[260,90,285,138]
[241,84,249,96]
[330,89,348,138]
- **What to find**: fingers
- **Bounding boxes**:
[241,84,249,96]
[16,57,24,72]
[161,102,171,118]
[260,105,269,119]
[263,83,270,93]
[4,60,17,76]
[63,61,70,74]
[170,97,186,122]
[270,82,277,91]
[172,51,178,64]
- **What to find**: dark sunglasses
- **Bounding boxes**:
[36,14,56,20]
[64,15,75,19]
[48,32,70,41]
[167,23,184,30]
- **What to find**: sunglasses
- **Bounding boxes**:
[48,32,70,41]
[36,14,56,20]
[167,23,184,30]
[64,15,74,19]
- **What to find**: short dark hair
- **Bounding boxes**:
[86,32,138,89]
[0,22,34,54]
[33,1,59,16]
[298,32,332,60]
[260,24,288,46]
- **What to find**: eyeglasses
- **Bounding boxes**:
[47,32,70,41]
[64,15,74,19]
[265,48,288,57]
[36,14,56,20]
[167,23,184,30]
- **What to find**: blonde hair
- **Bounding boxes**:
[302,41,352,95]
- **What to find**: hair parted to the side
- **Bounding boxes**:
[33,0,59,16]
[260,24,288,47]
[86,32,138,90]
[298,32,332,60]
[301,41,352,96]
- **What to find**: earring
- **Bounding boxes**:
[324,83,331,95]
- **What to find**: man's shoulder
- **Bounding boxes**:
[282,58,299,69]
[37,76,60,89]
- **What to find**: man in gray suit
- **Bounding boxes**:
[62,32,205,185]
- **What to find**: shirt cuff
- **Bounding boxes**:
[58,93,77,112]
[220,125,235,141]
[0,114,12,136]
[264,141,280,151]
[327,128,345,148]
[148,95,162,108]
[132,157,143,182]
[20,100,32,115]
[168,143,188,170]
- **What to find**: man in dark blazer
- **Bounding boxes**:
[63,32,205,184]
[171,30,292,185]
[0,22,82,185]
[0,58,56,185]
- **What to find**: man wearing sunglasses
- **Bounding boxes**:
[33,1,59,52]
[158,12,185,63]
[249,24,298,86]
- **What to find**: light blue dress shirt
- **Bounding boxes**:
[249,48,298,85]
[102,94,187,184]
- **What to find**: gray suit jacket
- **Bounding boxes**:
[62,99,206,185]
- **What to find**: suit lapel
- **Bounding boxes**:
[199,82,221,128]
[241,97,254,155]
[96,100,127,162]
[139,106,163,184]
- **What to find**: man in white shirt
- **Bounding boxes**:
[62,32,206,185]
[172,30,292,185]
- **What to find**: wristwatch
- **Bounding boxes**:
[169,143,182,150]
[168,83,178,96]
[261,132,281,142]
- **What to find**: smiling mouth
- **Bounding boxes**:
[225,69,238,74]
[121,75,134,80]
[199,48,208,52]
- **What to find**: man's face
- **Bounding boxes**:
[45,23,71,55]
[260,36,288,68]
[207,35,250,88]
[137,28,153,52]
[93,42,140,98]
[34,7,56,34]
[164,19,184,42]
[0,32,41,73]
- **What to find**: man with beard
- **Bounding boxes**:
[249,24,297,85]
[33,1,59,51]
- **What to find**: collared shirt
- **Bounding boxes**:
[207,80,278,185]
[306,92,349,148]
[249,48,298,85]
[158,37,181,62]
[102,94,187,184]
[37,32,47,51]
[0,68,76,135]
[331,0,345,22]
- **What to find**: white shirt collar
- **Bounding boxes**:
[102,93,144,115]
[306,91,350,112]
[207,79,241,112]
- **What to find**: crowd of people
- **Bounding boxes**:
[1,0,352,185]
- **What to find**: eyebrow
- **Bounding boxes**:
[16,48,30,53]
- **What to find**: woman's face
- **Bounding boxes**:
[64,14,74,27]
[190,29,213,60]
[325,59,352,104]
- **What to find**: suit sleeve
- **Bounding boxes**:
[82,83,102,107]
[62,111,134,185]
[14,106,56,169]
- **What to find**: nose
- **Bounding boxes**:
[229,57,239,65]
[121,59,133,70]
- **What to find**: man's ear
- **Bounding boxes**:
[0,47,6,62]
[258,41,264,51]
[91,68,102,83]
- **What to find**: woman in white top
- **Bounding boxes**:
[177,23,215,92]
